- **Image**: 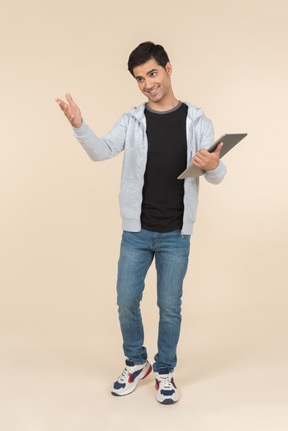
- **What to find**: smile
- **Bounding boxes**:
[146,86,159,96]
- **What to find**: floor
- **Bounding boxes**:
[1,313,287,431]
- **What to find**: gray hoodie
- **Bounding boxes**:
[72,102,226,234]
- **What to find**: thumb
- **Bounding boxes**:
[213,142,223,154]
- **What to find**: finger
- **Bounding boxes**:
[194,157,203,166]
[193,155,199,164]
[199,148,209,156]
[195,151,205,161]
[55,98,68,112]
[192,156,201,166]
[65,92,76,106]
[213,142,223,154]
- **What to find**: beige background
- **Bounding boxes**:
[1,0,287,429]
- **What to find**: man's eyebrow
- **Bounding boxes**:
[135,68,158,80]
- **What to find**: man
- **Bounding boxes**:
[56,41,226,404]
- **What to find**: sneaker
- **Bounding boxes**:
[155,367,179,404]
[111,359,152,396]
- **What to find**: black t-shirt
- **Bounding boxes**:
[141,102,188,232]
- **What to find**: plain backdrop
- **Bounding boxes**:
[1,0,287,430]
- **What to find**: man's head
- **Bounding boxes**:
[128,42,170,77]
[128,42,175,108]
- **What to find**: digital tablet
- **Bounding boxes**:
[177,133,247,179]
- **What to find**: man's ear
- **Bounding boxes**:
[165,62,172,76]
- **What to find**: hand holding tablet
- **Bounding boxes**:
[177,133,247,179]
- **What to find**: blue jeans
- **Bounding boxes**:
[116,229,191,372]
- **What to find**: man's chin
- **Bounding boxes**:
[147,94,162,104]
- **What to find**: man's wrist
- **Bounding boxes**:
[72,117,83,129]
[207,160,220,172]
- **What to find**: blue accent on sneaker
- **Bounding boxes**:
[161,389,175,396]
[129,368,143,382]
[113,381,126,390]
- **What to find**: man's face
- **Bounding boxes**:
[133,57,173,105]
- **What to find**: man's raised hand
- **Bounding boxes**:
[55,93,82,128]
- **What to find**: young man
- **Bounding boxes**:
[56,42,226,404]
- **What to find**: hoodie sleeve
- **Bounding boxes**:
[200,116,227,185]
[72,114,128,161]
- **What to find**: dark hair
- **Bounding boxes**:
[128,41,170,76]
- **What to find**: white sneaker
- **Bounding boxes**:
[155,368,179,404]
[111,359,152,396]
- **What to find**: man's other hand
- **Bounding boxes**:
[55,93,82,128]
[192,142,223,171]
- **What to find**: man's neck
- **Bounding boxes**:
[147,94,179,112]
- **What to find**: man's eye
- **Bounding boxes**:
[150,72,156,77]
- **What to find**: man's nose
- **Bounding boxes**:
[145,77,153,89]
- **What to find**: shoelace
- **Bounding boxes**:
[118,366,133,382]
[159,374,173,389]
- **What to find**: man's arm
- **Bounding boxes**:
[56,93,126,161]
[192,117,227,184]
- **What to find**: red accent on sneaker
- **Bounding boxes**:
[142,363,152,379]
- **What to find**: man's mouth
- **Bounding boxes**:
[146,86,159,96]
